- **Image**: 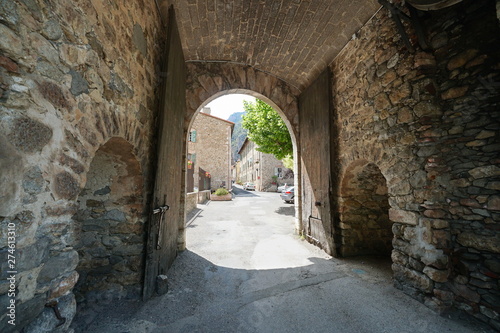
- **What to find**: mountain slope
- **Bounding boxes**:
[229,112,247,163]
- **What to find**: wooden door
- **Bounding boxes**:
[143,7,186,300]
[298,69,335,255]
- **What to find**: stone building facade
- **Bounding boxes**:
[0,0,499,331]
[187,108,234,191]
[238,138,292,191]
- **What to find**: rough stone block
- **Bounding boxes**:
[391,250,408,266]
[484,259,500,274]
[42,18,63,40]
[441,86,468,100]
[393,263,433,293]
[17,266,42,302]
[423,266,448,282]
[49,271,79,300]
[22,166,45,195]
[389,208,418,225]
[414,52,436,68]
[457,232,500,253]
[0,55,19,73]
[428,218,448,229]
[0,1,19,27]
[17,238,50,271]
[104,209,127,222]
[409,257,425,271]
[413,101,442,117]
[7,117,53,153]
[156,274,168,295]
[0,23,24,58]
[54,171,80,200]
[432,229,450,249]
[486,196,500,211]
[37,250,79,284]
[447,49,478,70]
[468,165,500,179]
[423,209,446,219]
[421,251,448,270]
[69,69,89,96]
[451,282,480,303]
[38,81,70,109]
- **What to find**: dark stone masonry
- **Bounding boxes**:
[0,0,499,331]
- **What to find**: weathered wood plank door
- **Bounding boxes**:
[143,7,186,300]
[298,69,335,255]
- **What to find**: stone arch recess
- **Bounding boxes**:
[179,62,302,249]
[72,137,146,303]
[338,159,392,257]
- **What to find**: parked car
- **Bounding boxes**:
[280,187,294,203]
[243,182,255,191]
[277,183,290,192]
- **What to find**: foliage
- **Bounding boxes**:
[214,188,229,196]
[282,155,294,169]
[242,99,293,160]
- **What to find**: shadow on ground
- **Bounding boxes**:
[232,186,260,197]
[71,250,492,333]
[274,206,295,216]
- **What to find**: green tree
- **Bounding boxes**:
[242,99,293,160]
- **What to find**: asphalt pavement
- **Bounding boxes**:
[72,186,492,333]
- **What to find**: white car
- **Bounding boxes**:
[243,182,255,191]
[277,183,290,192]
[280,187,295,203]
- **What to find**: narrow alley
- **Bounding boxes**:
[72,187,489,333]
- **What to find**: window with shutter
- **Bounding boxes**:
[189,130,197,142]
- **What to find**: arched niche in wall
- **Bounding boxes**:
[339,160,392,257]
[72,137,146,302]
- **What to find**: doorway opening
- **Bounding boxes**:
[183,92,300,233]
[73,137,146,303]
[339,161,392,257]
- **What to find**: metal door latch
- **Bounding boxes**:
[153,205,169,214]
[153,205,169,250]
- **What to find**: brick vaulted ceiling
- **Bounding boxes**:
[169,0,381,91]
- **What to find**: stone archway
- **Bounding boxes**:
[178,62,303,250]
[339,160,392,257]
[72,137,146,302]
[185,89,301,229]
[185,62,300,136]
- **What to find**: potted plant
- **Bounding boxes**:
[210,188,232,201]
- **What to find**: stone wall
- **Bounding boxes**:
[330,0,499,328]
[185,192,198,216]
[0,0,164,331]
[197,190,211,204]
[188,112,233,190]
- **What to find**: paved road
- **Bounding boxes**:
[73,186,491,333]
